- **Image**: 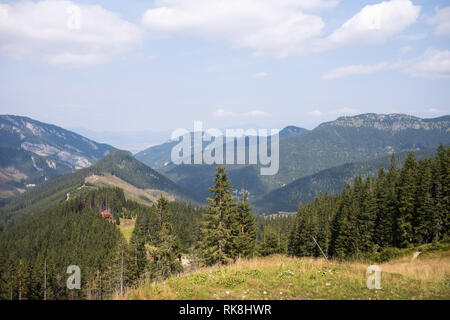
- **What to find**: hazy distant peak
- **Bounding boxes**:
[279,126,308,138]
[319,113,450,131]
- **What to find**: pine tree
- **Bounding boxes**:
[385,155,401,246]
[414,158,434,244]
[373,168,392,247]
[129,215,148,280]
[288,203,303,256]
[151,197,182,280]
[230,192,256,259]
[353,176,376,252]
[431,144,449,241]
[258,232,280,256]
[396,152,417,247]
[199,165,236,266]
[330,186,359,259]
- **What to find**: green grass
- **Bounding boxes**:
[118,218,135,243]
[122,246,450,300]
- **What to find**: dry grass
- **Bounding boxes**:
[118,218,136,243]
[380,250,450,282]
[119,248,450,300]
[85,173,175,206]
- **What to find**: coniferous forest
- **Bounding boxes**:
[289,144,449,260]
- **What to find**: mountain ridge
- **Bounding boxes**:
[0,114,115,198]
[319,113,450,131]
[135,125,308,169]
[0,149,196,230]
[155,113,449,202]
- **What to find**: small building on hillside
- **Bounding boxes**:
[100,210,113,219]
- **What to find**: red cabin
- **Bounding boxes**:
[100,210,112,219]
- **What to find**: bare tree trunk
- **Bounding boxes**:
[120,252,124,296]
[18,279,22,300]
[43,259,47,300]
[97,270,102,300]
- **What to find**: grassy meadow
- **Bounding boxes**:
[121,243,450,300]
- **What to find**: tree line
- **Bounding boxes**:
[288,144,449,260]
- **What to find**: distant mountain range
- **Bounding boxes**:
[0,149,195,230]
[0,115,114,199]
[0,113,448,216]
[149,113,449,202]
[135,125,308,169]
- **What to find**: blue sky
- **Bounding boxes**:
[0,0,449,140]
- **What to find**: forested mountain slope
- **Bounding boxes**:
[0,186,204,300]
[253,147,441,213]
[0,150,195,230]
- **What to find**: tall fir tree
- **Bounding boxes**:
[432,144,450,241]
[151,196,182,280]
[199,165,236,266]
[396,152,418,247]
[373,168,393,247]
[229,192,256,259]
[414,158,434,244]
[330,186,359,258]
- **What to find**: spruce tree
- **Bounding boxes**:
[414,158,434,244]
[330,186,359,259]
[230,192,256,259]
[151,196,182,280]
[432,144,449,241]
[199,165,236,266]
[396,152,417,247]
[373,168,392,247]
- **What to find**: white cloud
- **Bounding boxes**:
[213,109,235,117]
[213,108,270,117]
[319,0,420,50]
[398,33,426,41]
[142,0,337,57]
[322,62,390,80]
[308,110,324,116]
[407,49,450,79]
[244,110,270,116]
[140,0,421,57]
[0,0,142,67]
[308,108,360,116]
[323,48,450,80]
[254,72,269,79]
[428,108,439,115]
[399,46,413,54]
[428,7,450,36]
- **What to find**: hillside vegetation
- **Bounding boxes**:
[123,242,450,300]
[0,186,203,300]
[253,147,439,213]
[0,150,194,230]
[85,173,176,206]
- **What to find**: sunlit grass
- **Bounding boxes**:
[118,218,135,243]
[120,247,450,300]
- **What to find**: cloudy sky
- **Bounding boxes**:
[0,0,449,135]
